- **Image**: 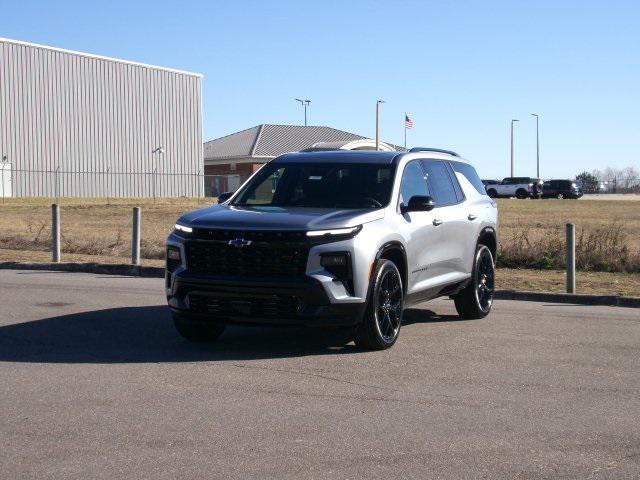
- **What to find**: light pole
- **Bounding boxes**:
[375,99,385,151]
[531,113,540,178]
[152,146,164,201]
[295,98,311,126]
[510,119,519,177]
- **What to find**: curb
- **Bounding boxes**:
[0,261,164,278]
[1,261,638,309]
[495,290,640,308]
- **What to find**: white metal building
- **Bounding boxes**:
[0,38,203,197]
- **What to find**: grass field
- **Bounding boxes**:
[0,196,639,294]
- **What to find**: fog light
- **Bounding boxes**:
[321,252,353,295]
[321,253,347,268]
[166,246,181,273]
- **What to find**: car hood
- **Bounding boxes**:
[177,205,385,231]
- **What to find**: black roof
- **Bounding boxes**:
[272,150,401,165]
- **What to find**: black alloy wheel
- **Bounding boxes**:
[453,245,495,319]
[355,259,404,350]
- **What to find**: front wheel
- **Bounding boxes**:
[487,188,498,198]
[453,245,495,319]
[354,259,404,350]
[173,315,226,342]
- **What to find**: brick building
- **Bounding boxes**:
[203,124,395,196]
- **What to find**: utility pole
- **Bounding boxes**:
[510,119,519,177]
[295,99,311,126]
[531,113,540,178]
[376,100,385,150]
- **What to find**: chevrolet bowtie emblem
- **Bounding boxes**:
[228,238,252,248]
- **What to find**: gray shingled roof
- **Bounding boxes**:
[204,124,366,160]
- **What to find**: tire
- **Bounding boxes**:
[487,188,498,198]
[354,259,404,350]
[556,193,564,199]
[515,189,528,199]
[173,315,226,342]
[453,245,495,319]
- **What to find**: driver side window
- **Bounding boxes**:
[399,161,430,206]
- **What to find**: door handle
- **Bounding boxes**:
[468,214,477,221]
[433,218,443,226]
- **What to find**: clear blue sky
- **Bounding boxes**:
[2,0,639,179]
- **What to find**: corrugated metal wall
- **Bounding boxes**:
[0,38,203,197]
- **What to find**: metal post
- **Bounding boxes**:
[510,119,519,177]
[566,223,576,294]
[132,207,141,266]
[153,167,157,203]
[52,204,61,263]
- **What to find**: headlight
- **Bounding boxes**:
[174,223,193,233]
[306,225,361,237]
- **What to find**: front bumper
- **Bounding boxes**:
[167,272,366,327]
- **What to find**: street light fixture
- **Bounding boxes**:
[295,98,311,126]
[376,99,385,151]
[531,113,540,178]
[510,119,519,177]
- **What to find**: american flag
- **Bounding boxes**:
[404,114,414,130]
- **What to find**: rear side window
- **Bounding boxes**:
[399,161,430,205]
[451,161,487,195]
[420,160,458,206]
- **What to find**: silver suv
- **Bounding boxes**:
[166,148,498,350]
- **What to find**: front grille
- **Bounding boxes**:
[185,230,309,279]
[189,293,301,318]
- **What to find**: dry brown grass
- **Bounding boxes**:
[0,197,210,260]
[1,196,639,274]
[496,198,640,272]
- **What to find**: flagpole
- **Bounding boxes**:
[404,113,407,149]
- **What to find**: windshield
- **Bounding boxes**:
[231,162,395,209]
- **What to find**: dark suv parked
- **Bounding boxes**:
[542,179,583,199]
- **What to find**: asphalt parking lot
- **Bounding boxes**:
[0,270,639,479]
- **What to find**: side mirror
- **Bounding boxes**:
[401,195,435,214]
[217,191,234,203]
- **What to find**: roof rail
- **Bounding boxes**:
[408,147,460,157]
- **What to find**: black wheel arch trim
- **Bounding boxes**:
[374,241,408,295]
[477,227,497,260]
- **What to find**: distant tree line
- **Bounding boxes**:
[576,166,640,193]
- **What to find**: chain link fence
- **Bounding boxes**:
[0,167,243,199]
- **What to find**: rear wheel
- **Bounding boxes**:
[173,315,226,342]
[515,189,528,199]
[354,259,404,350]
[556,193,565,199]
[453,245,495,319]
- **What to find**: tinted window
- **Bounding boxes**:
[451,161,486,195]
[399,161,429,205]
[446,162,465,202]
[232,163,395,209]
[421,160,458,206]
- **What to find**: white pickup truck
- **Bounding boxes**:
[485,177,543,199]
